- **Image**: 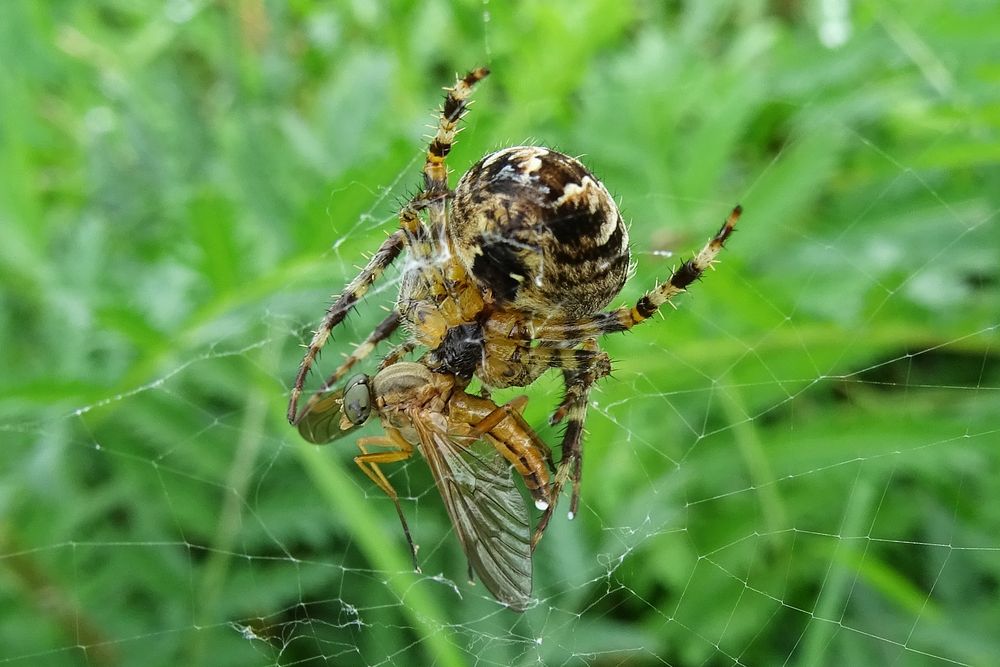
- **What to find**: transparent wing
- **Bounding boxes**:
[296,390,364,444]
[412,414,533,611]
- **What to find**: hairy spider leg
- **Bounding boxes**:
[377,340,420,371]
[289,198,438,422]
[531,340,603,547]
[515,206,741,532]
[295,311,402,424]
[288,230,407,422]
[528,205,742,341]
[292,68,493,424]
[410,68,492,340]
[423,67,490,195]
[477,337,612,386]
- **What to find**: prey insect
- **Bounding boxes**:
[296,356,552,611]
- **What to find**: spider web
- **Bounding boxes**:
[3,2,999,666]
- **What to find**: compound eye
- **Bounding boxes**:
[342,375,372,425]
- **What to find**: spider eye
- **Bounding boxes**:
[342,375,372,425]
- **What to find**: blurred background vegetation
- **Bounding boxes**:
[2,1,998,665]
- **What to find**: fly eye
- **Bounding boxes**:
[342,375,372,425]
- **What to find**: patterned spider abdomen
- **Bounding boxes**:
[450,146,630,319]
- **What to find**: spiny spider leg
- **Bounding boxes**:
[294,311,401,424]
[485,339,612,377]
[377,341,419,371]
[526,205,742,342]
[421,69,491,318]
[532,340,601,549]
[288,230,406,422]
[530,206,740,536]
[423,67,490,195]
[289,197,435,423]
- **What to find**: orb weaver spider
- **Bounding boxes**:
[288,67,740,547]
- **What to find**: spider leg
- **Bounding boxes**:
[294,311,401,424]
[526,205,742,341]
[423,67,490,195]
[475,338,610,398]
[413,68,491,339]
[288,231,407,422]
[288,199,434,423]
[491,340,610,375]
[354,431,420,572]
[377,340,419,371]
[532,207,740,543]
[532,339,603,548]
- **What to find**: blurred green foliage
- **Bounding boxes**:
[2,1,998,665]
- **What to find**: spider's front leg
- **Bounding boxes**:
[289,202,432,424]
[471,333,611,547]
[294,311,402,424]
[423,67,489,195]
[288,230,407,422]
[529,205,741,543]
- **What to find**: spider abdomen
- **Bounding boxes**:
[450,146,630,319]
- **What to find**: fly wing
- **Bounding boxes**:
[296,390,365,444]
[412,413,533,611]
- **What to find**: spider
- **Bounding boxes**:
[287,67,740,544]
[288,66,552,515]
[296,349,550,611]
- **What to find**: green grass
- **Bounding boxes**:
[2,1,999,665]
